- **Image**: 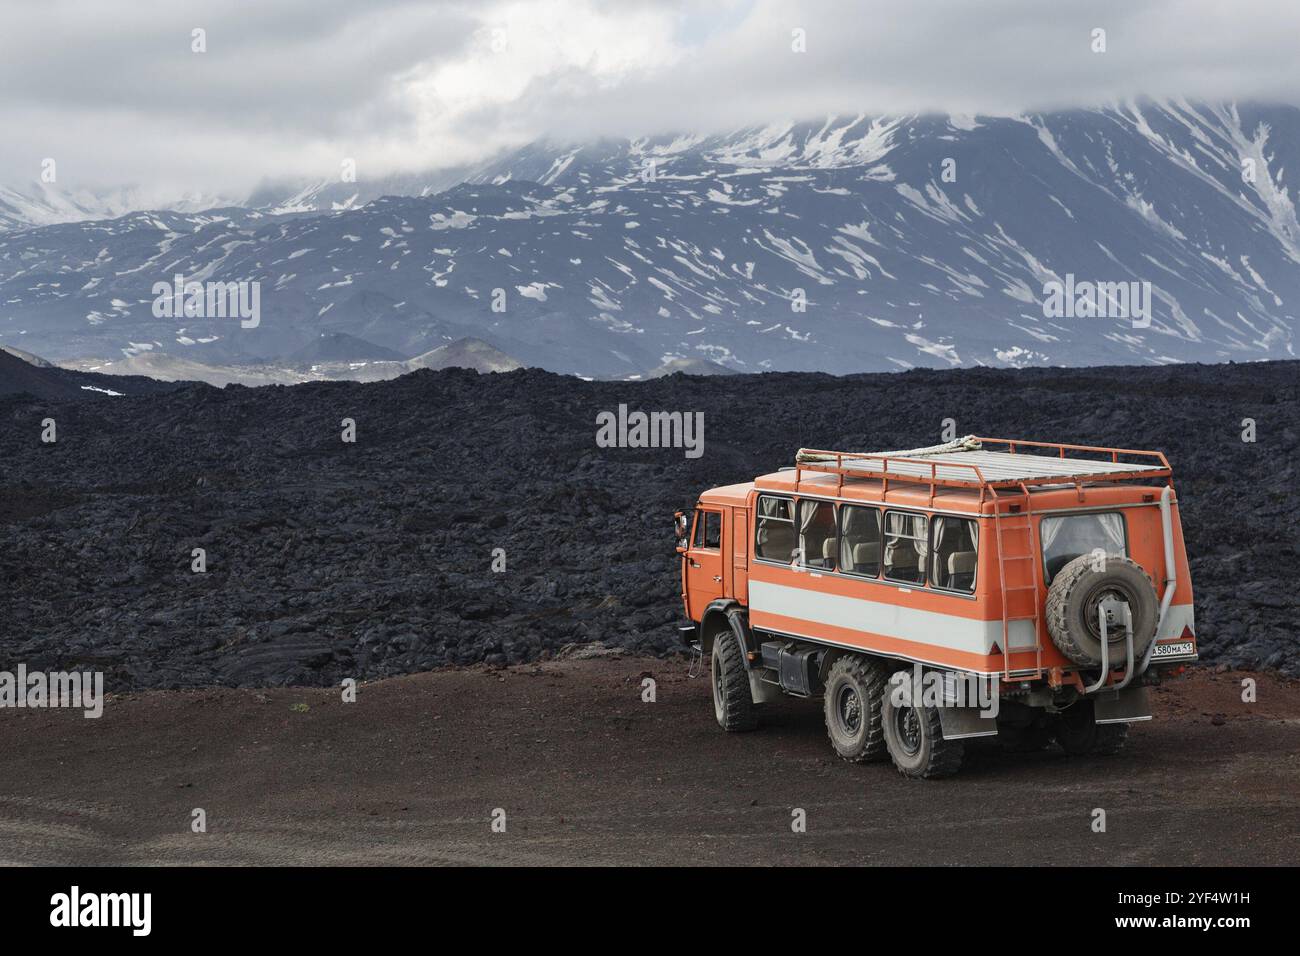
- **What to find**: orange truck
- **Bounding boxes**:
[675,437,1197,778]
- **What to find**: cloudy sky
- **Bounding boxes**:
[4,0,1300,199]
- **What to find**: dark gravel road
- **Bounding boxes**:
[1,656,1295,866]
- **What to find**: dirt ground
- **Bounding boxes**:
[3,655,1297,866]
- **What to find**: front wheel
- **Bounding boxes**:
[881,671,964,778]
[711,630,758,732]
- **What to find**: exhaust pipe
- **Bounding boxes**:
[1088,485,1177,693]
[1140,485,1178,675]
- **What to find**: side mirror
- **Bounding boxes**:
[674,511,689,552]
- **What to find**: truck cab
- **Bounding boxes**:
[679,482,752,620]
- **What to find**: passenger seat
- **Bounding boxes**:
[759,522,795,561]
[947,551,976,591]
[821,539,837,569]
[838,526,878,573]
[885,540,921,582]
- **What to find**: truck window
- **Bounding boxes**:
[1040,512,1127,583]
[930,516,978,592]
[883,511,927,585]
[703,511,721,549]
[839,505,881,576]
[755,495,795,562]
[797,499,837,569]
[692,509,721,549]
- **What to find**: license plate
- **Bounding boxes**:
[1152,640,1195,658]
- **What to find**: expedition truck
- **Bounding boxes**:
[674,437,1197,778]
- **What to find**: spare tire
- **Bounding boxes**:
[1045,554,1158,668]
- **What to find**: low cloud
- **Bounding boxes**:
[4,0,1300,197]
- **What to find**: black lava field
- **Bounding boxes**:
[2,361,1296,689]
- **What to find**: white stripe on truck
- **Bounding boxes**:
[750,579,1195,657]
[749,580,1023,654]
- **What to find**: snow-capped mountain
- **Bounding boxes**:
[0,169,475,232]
[0,182,238,233]
[1,101,1296,376]
[242,167,476,217]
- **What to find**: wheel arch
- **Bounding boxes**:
[817,646,858,681]
[700,600,753,665]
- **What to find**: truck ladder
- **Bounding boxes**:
[992,483,1044,681]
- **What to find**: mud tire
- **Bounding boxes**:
[711,629,758,732]
[823,655,890,763]
[1046,554,1158,668]
[881,672,964,779]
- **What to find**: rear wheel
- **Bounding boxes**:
[1091,723,1130,756]
[823,655,888,763]
[711,630,758,732]
[881,671,964,778]
[1054,700,1129,755]
[998,720,1054,753]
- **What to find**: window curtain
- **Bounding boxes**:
[885,512,902,545]
[799,500,829,566]
[1039,514,1068,553]
[1097,512,1124,551]
[940,517,975,552]
[930,516,947,582]
[797,500,813,565]
[799,500,818,533]
[1040,512,1125,555]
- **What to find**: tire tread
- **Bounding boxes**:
[823,655,889,763]
[1045,554,1155,668]
[712,630,758,732]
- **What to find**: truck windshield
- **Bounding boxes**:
[1039,512,1127,583]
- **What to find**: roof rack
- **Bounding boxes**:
[792,436,1172,504]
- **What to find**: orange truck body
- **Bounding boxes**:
[680,438,1197,689]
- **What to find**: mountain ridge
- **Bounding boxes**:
[1,100,1296,377]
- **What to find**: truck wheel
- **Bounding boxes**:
[1092,723,1130,756]
[997,720,1054,753]
[881,672,964,778]
[1045,554,1158,668]
[1054,700,1129,755]
[823,656,888,763]
[711,631,758,732]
